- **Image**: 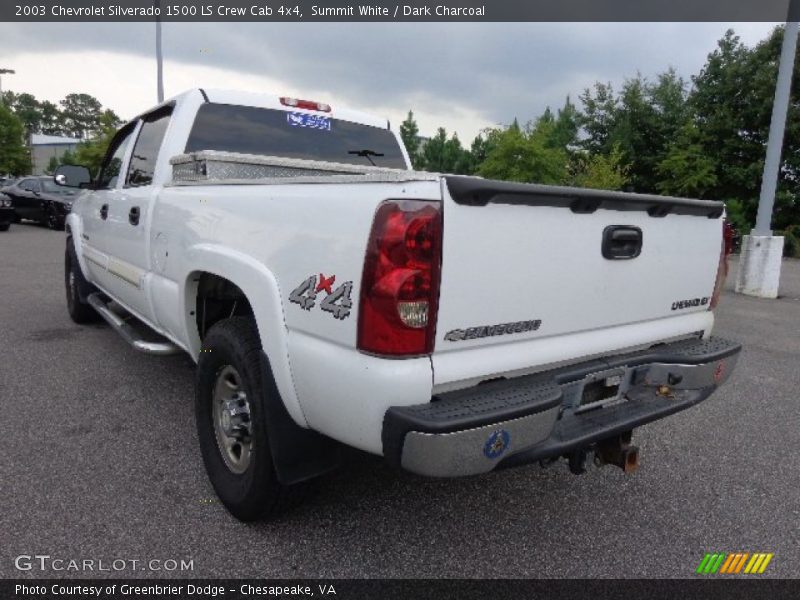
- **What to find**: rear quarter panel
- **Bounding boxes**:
[152,179,441,452]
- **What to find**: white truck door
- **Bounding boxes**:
[101,105,174,323]
[79,122,138,296]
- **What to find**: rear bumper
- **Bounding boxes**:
[382,336,741,477]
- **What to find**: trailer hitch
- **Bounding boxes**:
[594,431,639,473]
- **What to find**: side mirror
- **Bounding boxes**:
[54,164,92,189]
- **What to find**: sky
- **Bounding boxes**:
[0,22,780,141]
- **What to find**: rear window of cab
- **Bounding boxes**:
[185,103,407,169]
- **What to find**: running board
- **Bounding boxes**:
[87,293,181,356]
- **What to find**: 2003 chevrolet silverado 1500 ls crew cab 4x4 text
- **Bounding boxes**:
[54,89,741,521]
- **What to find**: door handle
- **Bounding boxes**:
[602,225,643,259]
[129,206,140,226]
[100,204,108,220]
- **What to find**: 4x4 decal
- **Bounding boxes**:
[289,273,353,320]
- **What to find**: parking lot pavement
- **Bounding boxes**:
[1,223,799,579]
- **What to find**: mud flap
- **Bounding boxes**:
[259,351,341,485]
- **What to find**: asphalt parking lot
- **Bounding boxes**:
[1,222,799,579]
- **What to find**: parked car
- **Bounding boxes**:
[57,89,741,521]
[0,192,13,231]
[2,176,77,229]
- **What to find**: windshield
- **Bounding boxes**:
[185,103,408,169]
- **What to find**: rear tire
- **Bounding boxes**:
[0,222,9,232]
[195,317,297,521]
[65,238,100,324]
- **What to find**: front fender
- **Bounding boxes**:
[64,213,91,281]
[180,243,308,428]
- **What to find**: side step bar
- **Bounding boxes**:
[87,293,181,356]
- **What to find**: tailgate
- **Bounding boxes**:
[433,176,725,387]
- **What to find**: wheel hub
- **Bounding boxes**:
[212,365,253,474]
[220,393,251,440]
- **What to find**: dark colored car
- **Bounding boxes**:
[0,192,13,231]
[1,176,78,230]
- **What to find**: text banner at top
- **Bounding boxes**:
[3,0,797,22]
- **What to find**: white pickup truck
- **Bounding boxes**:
[56,89,741,521]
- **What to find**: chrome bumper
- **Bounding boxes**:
[382,336,741,478]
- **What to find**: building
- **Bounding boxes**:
[29,133,81,175]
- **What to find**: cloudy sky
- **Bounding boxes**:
[0,22,779,140]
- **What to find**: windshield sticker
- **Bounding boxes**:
[287,112,332,131]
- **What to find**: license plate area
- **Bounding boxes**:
[574,368,630,413]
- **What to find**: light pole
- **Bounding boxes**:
[753,21,799,236]
[0,68,15,104]
[155,1,164,103]
[735,5,799,299]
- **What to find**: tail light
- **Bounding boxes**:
[710,219,734,309]
[358,200,442,356]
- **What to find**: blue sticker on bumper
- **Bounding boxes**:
[484,429,511,459]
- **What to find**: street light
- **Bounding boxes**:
[155,0,164,103]
[0,68,15,104]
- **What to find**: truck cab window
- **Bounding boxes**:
[126,107,173,187]
[96,124,136,190]
[185,103,408,169]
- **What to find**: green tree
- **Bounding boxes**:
[578,70,688,193]
[444,133,474,174]
[656,122,717,198]
[72,110,121,176]
[477,121,567,184]
[690,27,799,233]
[60,148,76,165]
[0,104,30,175]
[45,156,59,175]
[2,92,68,136]
[551,96,580,150]
[653,26,799,242]
[418,127,473,174]
[468,130,494,166]
[419,127,446,171]
[39,100,64,135]
[43,148,78,175]
[578,82,618,155]
[9,92,42,138]
[1,91,15,105]
[399,110,423,169]
[60,93,103,139]
[569,145,630,191]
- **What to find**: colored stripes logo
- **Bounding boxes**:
[696,552,774,575]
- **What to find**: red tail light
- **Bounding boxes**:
[358,200,442,356]
[710,219,734,309]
